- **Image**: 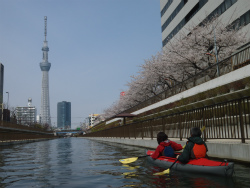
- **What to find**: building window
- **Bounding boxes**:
[185,2,199,23]
[240,15,245,26]
[245,11,250,25]
[225,0,232,9]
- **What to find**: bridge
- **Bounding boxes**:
[55,129,83,137]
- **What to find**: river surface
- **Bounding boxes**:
[0,138,249,188]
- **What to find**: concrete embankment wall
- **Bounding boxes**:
[84,137,250,163]
[0,138,55,146]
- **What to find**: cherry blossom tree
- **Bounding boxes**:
[103,15,247,120]
[164,15,247,81]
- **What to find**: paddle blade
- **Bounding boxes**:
[201,126,205,132]
[119,157,139,164]
[122,172,137,177]
[153,169,170,176]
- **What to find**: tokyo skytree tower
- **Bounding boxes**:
[40,16,51,126]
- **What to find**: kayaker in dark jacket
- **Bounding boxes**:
[151,132,183,159]
[178,127,208,163]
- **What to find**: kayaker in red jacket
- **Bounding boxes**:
[151,132,183,159]
[177,127,208,163]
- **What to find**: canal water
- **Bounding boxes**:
[0,138,249,188]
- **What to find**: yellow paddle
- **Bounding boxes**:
[201,126,206,132]
[153,159,178,175]
[154,126,206,176]
[119,155,148,164]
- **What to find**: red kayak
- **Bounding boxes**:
[147,150,234,177]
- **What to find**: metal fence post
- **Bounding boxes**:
[203,108,207,141]
[162,117,165,133]
[128,124,130,139]
[150,120,153,140]
[238,99,245,143]
[134,123,136,139]
[123,125,125,139]
[179,114,182,141]
[141,122,144,139]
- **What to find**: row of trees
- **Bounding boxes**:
[102,15,247,120]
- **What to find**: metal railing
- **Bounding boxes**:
[84,96,250,143]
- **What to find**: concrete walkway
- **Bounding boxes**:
[83,137,250,163]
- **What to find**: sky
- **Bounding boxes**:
[0,0,162,128]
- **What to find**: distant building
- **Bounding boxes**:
[57,101,71,129]
[160,0,250,47]
[88,114,99,128]
[0,63,3,120]
[16,98,37,125]
[36,115,41,124]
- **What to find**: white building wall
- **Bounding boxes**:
[161,0,182,31]
[161,0,200,41]
[16,106,37,125]
[161,0,250,45]
[178,0,224,35]
[160,0,168,11]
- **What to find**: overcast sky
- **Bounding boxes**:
[0,0,162,128]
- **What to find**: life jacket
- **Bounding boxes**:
[162,145,175,158]
[190,143,207,159]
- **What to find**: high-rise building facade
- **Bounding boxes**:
[0,63,4,120]
[160,0,250,47]
[57,101,71,129]
[40,16,51,126]
[16,98,37,125]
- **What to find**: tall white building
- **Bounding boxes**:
[88,114,99,128]
[160,0,250,47]
[40,16,51,126]
[16,98,37,126]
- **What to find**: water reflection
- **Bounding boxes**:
[27,139,51,187]
[122,164,140,177]
[56,138,73,171]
